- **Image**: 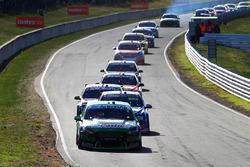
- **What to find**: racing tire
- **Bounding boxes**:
[145,114,150,134]
[76,133,79,145]
[135,140,142,151]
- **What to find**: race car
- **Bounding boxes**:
[136,21,159,38]
[74,83,123,115]
[160,13,180,27]
[100,60,143,82]
[213,5,228,15]
[132,28,155,48]
[100,91,152,133]
[101,72,144,93]
[74,101,142,150]
[113,41,145,65]
[193,9,211,17]
[122,33,148,53]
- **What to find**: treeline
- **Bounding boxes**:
[0,0,149,14]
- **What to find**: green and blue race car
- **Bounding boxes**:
[74,101,142,150]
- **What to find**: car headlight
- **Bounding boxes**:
[80,127,94,135]
[128,127,137,135]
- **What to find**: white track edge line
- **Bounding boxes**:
[40,23,140,167]
[164,30,250,121]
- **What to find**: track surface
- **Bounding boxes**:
[42,13,250,167]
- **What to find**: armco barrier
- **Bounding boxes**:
[185,11,250,102]
[0,0,243,68]
[185,7,250,101]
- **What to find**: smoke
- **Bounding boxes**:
[165,0,241,14]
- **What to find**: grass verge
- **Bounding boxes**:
[0,0,172,45]
[194,15,250,78]
[0,18,151,166]
[167,35,250,117]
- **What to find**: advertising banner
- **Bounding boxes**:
[16,16,44,28]
[67,6,89,15]
[130,2,149,10]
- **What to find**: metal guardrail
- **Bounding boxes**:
[185,9,250,101]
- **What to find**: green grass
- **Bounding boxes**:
[0,17,156,166]
[195,15,250,79]
[0,0,171,45]
[168,35,250,115]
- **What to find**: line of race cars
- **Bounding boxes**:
[193,1,250,17]
[73,17,180,151]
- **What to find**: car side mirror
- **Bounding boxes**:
[145,104,152,109]
[74,96,81,100]
[139,70,143,73]
[74,115,82,122]
[139,83,144,87]
[100,69,105,73]
[113,47,117,50]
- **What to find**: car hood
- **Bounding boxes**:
[83,119,137,130]
[122,85,140,91]
[144,35,154,39]
[131,107,144,113]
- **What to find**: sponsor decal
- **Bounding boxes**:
[67,6,89,15]
[16,16,44,28]
[99,124,124,128]
[130,2,149,10]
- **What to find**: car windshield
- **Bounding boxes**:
[162,14,178,18]
[133,30,152,36]
[107,63,137,72]
[82,87,121,98]
[214,7,225,10]
[102,75,138,85]
[84,105,134,120]
[118,44,141,50]
[196,10,209,15]
[100,94,143,107]
[239,2,249,6]
[123,35,144,41]
[138,22,156,27]
[227,4,235,8]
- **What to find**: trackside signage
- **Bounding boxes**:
[67,6,89,15]
[16,16,44,28]
[130,2,149,10]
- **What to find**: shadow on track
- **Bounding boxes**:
[143,130,161,137]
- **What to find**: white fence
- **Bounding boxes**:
[185,32,250,102]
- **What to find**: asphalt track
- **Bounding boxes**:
[40,13,250,167]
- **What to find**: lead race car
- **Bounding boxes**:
[160,13,180,27]
[74,101,142,150]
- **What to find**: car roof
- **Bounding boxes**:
[162,13,178,16]
[132,27,152,31]
[101,90,141,96]
[124,32,144,36]
[103,72,137,77]
[85,83,122,89]
[108,60,137,65]
[118,40,141,45]
[138,20,156,24]
[86,100,131,107]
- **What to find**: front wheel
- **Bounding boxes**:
[135,140,142,151]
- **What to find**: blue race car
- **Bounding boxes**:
[99,91,152,134]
